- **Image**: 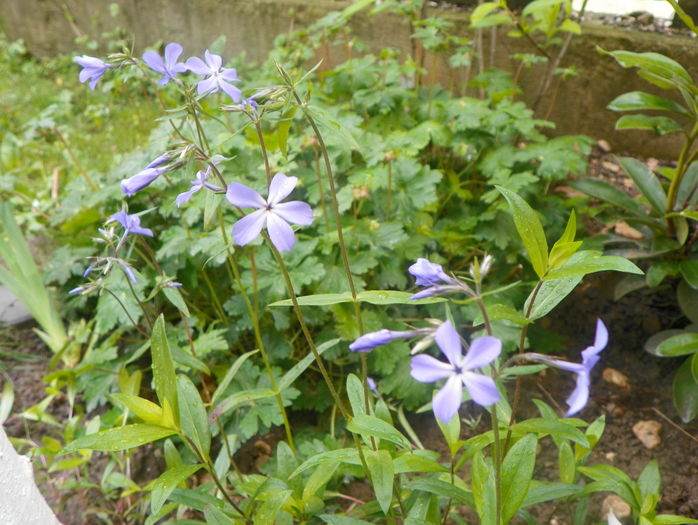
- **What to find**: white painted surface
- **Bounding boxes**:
[0,427,62,525]
[572,0,675,19]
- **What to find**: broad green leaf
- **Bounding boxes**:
[150,464,203,515]
[302,462,339,503]
[578,465,640,510]
[177,376,211,457]
[406,478,474,506]
[678,280,698,323]
[471,452,496,525]
[497,186,549,278]
[289,448,361,479]
[677,162,698,208]
[680,260,698,289]
[654,515,698,524]
[617,157,667,215]
[278,338,339,391]
[151,315,179,426]
[211,388,276,420]
[653,333,698,357]
[521,481,583,507]
[558,441,575,484]
[436,411,462,457]
[644,329,686,356]
[268,290,444,307]
[559,19,581,34]
[615,114,682,135]
[471,12,512,28]
[319,516,372,525]
[110,393,165,427]
[347,373,367,417]
[211,349,259,405]
[255,490,291,525]
[544,252,643,280]
[608,91,690,117]
[305,105,360,150]
[393,452,447,474]
[204,504,237,525]
[526,275,582,320]
[569,178,644,216]
[674,357,698,423]
[599,49,694,90]
[512,419,589,447]
[470,2,501,24]
[163,286,191,317]
[366,449,394,515]
[63,424,177,453]
[637,460,660,501]
[347,414,412,449]
[501,434,537,523]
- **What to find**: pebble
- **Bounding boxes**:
[632,420,662,449]
[602,494,632,519]
[614,221,644,240]
[602,160,621,173]
[605,451,617,462]
[602,368,629,388]
[597,139,611,152]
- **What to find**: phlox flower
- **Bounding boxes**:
[142,43,187,85]
[349,329,419,352]
[226,173,313,252]
[74,55,112,90]
[121,153,173,196]
[410,321,501,423]
[409,258,464,300]
[185,50,241,101]
[110,210,153,252]
[176,166,223,207]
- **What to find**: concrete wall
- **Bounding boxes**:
[2,0,697,159]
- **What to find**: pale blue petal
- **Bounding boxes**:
[219,80,242,102]
[176,186,201,207]
[220,68,239,82]
[204,50,222,70]
[232,209,266,246]
[461,336,501,371]
[432,375,463,423]
[462,372,501,406]
[434,321,462,367]
[164,43,183,67]
[142,50,165,74]
[185,56,210,76]
[350,329,414,352]
[272,201,313,225]
[266,213,296,252]
[197,76,218,95]
[226,182,266,209]
[565,372,590,416]
[410,354,453,382]
[267,173,298,205]
[110,210,129,228]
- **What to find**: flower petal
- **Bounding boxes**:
[121,167,163,196]
[204,50,222,70]
[461,336,501,371]
[232,209,266,246]
[184,56,210,76]
[349,329,414,352]
[164,43,183,67]
[175,186,201,207]
[272,201,313,225]
[220,68,239,82]
[592,318,608,353]
[432,375,463,423]
[226,182,266,209]
[219,80,242,102]
[434,320,462,367]
[110,211,129,228]
[267,173,298,205]
[565,372,590,416]
[410,354,453,383]
[462,372,501,406]
[197,76,218,96]
[266,213,296,252]
[142,50,165,74]
[409,258,452,286]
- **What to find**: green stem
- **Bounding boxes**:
[491,409,503,525]
[667,122,698,233]
[254,118,272,186]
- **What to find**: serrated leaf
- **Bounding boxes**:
[150,464,203,515]
[63,424,177,453]
[497,186,549,278]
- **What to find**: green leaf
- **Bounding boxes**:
[0,380,14,425]
[319,516,372,525]
[302,462,339,503]
[406,478,474,506]
[599,49,694,91]
[393,452,447,474]
[211,388,276,420]
[289,448,361,479]
[151,315,179,426]
[436,411,462,457]
[347,373,367,417]
[150,464,203,515]
[366,449,394,515]
[512,419,589,448]
[677,162,698,209]
[617,157,667,215]
[501,434,537,523]
[678,280,698,323]
[616,114,682,135]
[654,333,698,357]
[521,481,583,507]
[177,376,211,457]
[637,460,660,501]
[471,452,496,525]
[256,490,291,525]
[305,104,360,150]
[204,504,237,525]
[497,186,549,278]
[608,91,690,117]
[692,352,698,383]
[569,178,644,216]
[278,338,339,391]
[674,357,698,423]
[277,106,297,159]
[211,349,259,405]
[63,424,177,453]
[110,393,166,427]
[347,414,412,449]
[526,275,582,320]
[680,260,698,289]
[163,286,191,317]
[544,252,643,280]
[268,290,444,307]
[578,465,640,511]
[471,12,512,28]
[470,2,501,24]
[654,515,698,524]
[558,441,575,484]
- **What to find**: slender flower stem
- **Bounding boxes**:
[491,409,503,525]
[218,213,295,451]
[667,122,698,234]
[254,118,272,186]
[314,148,331,233]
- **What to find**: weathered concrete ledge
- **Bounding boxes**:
[1,0,697,158]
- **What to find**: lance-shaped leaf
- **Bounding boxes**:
[63,424,177,453]
[151,315,179,427]
[617,156,667,215]
[608,91,690,117]
[615,114,682,136]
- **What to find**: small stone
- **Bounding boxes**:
[603,368,629,388]
[602,494,632,519]
[614,221,644,240]
[647,157,659,171]
[605,451,617,462]
[602,160,621,173]
[597,139,611,152]
[632,420,662,449]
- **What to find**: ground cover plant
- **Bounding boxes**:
[1,0,697,523]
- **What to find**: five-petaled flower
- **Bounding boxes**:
[226,173,313,252]
[74,55,112,90]
[110,210,154,252]
[408,258,463,300]
[349,329,418,352]
[176,165,223,207]
[410,321,501,423]
[142,43,187,85]
[121,153,173,196]
[185,50,241,102]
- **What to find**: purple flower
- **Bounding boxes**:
[176,166,223,207]
[410,321,501,423]
[367,377,378,392]
[408,258,462,300]
[74,55,112,90]
[110,210,154,252]
[121,166,169,196]
[349,329,417,352]
[68,286,86,295]
[226,173,313,252]
[185,50,241,101]
[142,43,187,85]
[555,319,608,416]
